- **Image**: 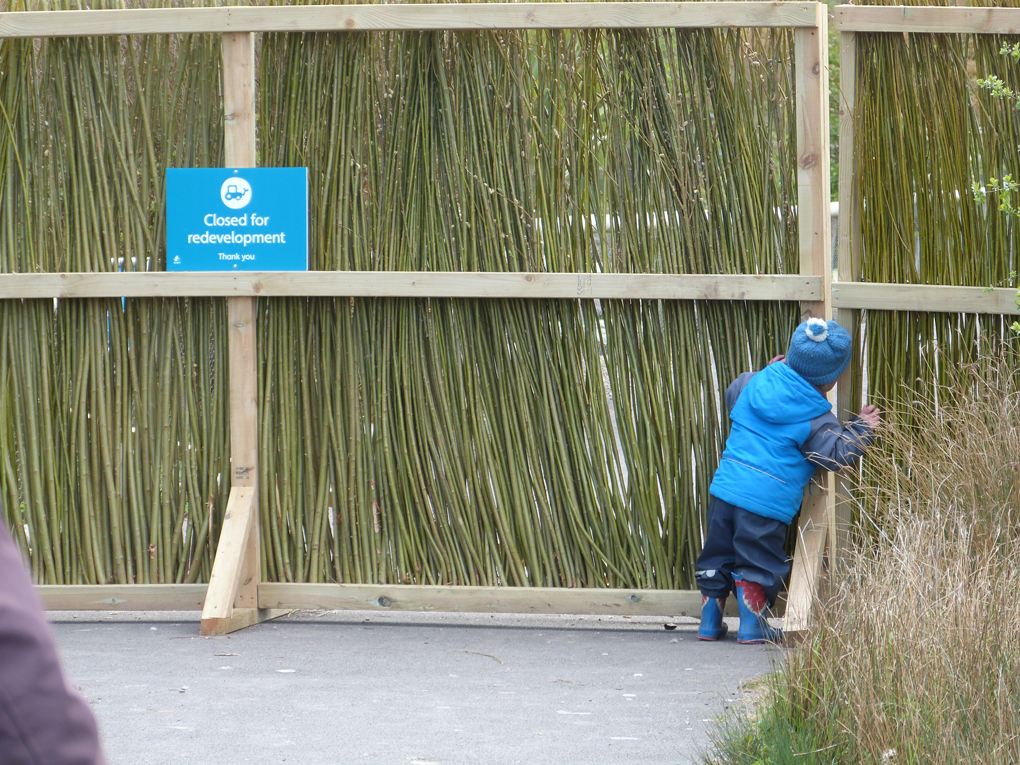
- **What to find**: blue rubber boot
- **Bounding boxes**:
[697,595,728,641]
[734,575,783,644]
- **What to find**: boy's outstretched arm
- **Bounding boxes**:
[801,405,881,471]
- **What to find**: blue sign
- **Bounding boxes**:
[166,168,308,271]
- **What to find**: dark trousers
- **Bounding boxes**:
[0,523,105,765]
[695,496,790,607]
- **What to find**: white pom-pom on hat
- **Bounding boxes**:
[787,318,852,385]
[805,318,828,343]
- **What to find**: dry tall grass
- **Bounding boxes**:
[710,354,1020,764]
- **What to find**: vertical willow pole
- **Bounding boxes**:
[786,4,832,634]
[201,31,282,635]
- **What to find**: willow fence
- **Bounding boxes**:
[833,4,1020,556]
[0,1,834,635]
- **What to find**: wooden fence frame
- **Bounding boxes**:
[831,6,1020,577]
[0,1,833,635]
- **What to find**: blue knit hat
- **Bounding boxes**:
[786,318,852,386]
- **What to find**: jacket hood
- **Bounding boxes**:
[745,362,832,424]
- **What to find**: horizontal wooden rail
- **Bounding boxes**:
[835,5,1020,34]
[37,584,208,611]
[832,282,1020,315]
[259,582,743,617]
[36,582,765,618]
[0,2,821,38]
[0,271,821,301]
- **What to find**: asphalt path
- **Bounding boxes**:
[49,610,780,765]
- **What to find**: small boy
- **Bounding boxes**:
[696,317,880,644]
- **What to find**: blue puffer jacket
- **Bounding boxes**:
[709,362,874,525]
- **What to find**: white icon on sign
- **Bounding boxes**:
[173,255,181,265]
[220,177,252,209]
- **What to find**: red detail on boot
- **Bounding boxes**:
[736,580,767,614]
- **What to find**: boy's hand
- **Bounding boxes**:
[859,404,881,430]
[768,354,785,365]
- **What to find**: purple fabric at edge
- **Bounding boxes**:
[0,523,104,765]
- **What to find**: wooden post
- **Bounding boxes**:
[226,294,259,612]
[833,30,861,578]
[785,5,832,634]
[201,32,287,635]
[795,5,831,323]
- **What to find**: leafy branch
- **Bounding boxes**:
[973,42,1020,334]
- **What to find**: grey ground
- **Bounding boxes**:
[49,610,780,765]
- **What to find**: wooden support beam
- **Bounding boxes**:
[259,582,752,618]
[0,2,822,39]
[199,488,288,635]
[33,580,784,619]
[832,282,1020,315]
[835,5,1020,35]
[38,584,208,611]
[0,271,822,302]
[201,487,255,622]
[795,6,831,323]
[786,7,833,634]
[200,488,268,633]
[834,31,861,578]
[222,31,256,171]
[199,31,283,637]
[223,30,258,613]
[226,296,260,608]
[835,31,861,318]
[784,487,828,634]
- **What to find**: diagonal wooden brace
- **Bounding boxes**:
[200,486,254,633]
[200,487,288,635]
[783,475,831,634]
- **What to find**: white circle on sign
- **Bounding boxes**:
[220,177,252,209]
